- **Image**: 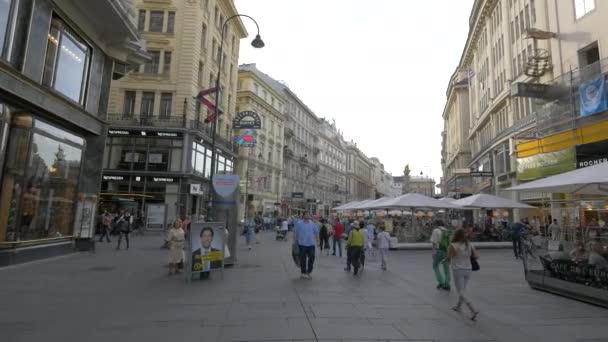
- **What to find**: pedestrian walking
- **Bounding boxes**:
[448,228,479,321]
[511,219,526,259]
[294,212,319,279]
[549,219,561,241]
[244,218,255,250]
[359,221,368,270]
[430,220,451,290]
[332,219,344,257]
[115,210,132,250]
[365,221,376,257]
[377,224,391,270]
[98,211,112,243]
[167,220,185,276]
[345,221,365,276]
[319,219,331,256]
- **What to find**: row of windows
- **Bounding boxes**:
[141,50,171,74]
[246,82,284,113]
[1,2,92,106]
[122,91,173,117]
[510,1,535,45]
[138,10,175,34]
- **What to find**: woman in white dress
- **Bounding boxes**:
[448,228,480,321]
[167,220,185,276]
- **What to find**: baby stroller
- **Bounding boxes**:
[276,227,287,241]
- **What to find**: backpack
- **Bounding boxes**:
[438,228,451,251]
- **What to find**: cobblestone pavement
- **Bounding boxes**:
[1,231,607,342]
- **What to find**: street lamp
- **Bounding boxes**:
[207,14,264,221]
[244,150,263,224]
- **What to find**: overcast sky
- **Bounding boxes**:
[234,0,474,184]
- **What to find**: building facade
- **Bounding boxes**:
[514,1,608,202]
[317,119,347,215]
[0,0,148,265]
[282,88,321,214]
[370,157,393,198]
[235,64,286,219]
[441,69,473,199]
[345,142,373,201]
[440,0,556,203]
[101,0,247,226]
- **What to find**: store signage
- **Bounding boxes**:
[516,147,576,181]
[233,129,256,147]
[481,179,492,189]
[576,139,608,169]
[511,82,557,99]
[107,129,182,138]
[150,176,176,183]
[190,184,204,196]
[470,171,493,177]
[102,175,126,181]
[292,192,304,199]
[232,111,261,129]
[212,175,240,197]
[102,174,178,183]
[307,198,316,203]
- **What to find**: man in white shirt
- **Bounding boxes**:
[549,219,561,241]
[365,222,376,256]
[376,225,391,270]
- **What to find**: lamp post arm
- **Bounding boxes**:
[208,14,261,221]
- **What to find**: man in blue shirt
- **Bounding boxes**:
[511,219,527,259]
[294,212,319,279]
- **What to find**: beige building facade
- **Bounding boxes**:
[440,0,556,202]
[345,142,374,201]
[317,119,348,214]
[102,0,247,225]
[235,64,286,218]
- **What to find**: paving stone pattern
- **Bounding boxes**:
[1,231,608,342]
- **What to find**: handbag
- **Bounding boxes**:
[470,244,479,271]
[470,255,480,271]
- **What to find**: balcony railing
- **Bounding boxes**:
[106,113,185,127]
[533,57,608,138]
[189,120,237,153]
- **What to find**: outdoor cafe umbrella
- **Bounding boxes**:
[333,200,361,211]
[383,193,462,210]
[359,196,395,210]
[372,193,461,240]
[452,193,534,209]
[506,162,608,195]
[349,199,379,210]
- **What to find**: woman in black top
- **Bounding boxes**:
[319,219,330,256]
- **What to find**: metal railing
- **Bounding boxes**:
[533,57,608,138]
[104,113,236,153]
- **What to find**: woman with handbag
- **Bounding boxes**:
[167,220,185,275]
[448,228,480,321]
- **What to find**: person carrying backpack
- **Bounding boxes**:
[430,219,451,290]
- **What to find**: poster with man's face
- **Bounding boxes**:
[191,223,224,273]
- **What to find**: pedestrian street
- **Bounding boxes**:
[2,231,608,342]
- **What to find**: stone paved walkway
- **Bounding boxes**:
[1,231,608,342]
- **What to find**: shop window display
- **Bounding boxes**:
[525,203,608,292]
[0,117,83,242]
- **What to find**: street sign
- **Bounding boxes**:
[470,171,493,177]
[233,111,262,129]
[292,192,304,199]
[306,199,316,203]
[212,175,240,197]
